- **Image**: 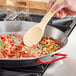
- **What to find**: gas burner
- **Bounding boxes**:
[0,11,7,21]
[4,11,32,21]
[2,64,50,73]
[15,13,32,21]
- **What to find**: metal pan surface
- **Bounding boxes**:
[0,21,68,67]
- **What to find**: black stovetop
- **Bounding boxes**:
[0,11,76,76]
[0,64,51,76]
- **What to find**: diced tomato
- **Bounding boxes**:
[41,48,44,51]
[1,36,6,40]
[13,34,18,37]
[46,36,49,39]
[9,46,13,50]
[11,44,14,46]
[46,41,49,44]
[45,52,48,54]
[2,49,9,56]
[7,54,15,57]
[41,52,43,55]
[15,45,23,50]
[57,48,60,50]
[0,34,61,59]
[48,44,51,48]
[54,41,59,44]
[2,39,6,41]
[9,34,12,36]
[49,37,52,40]
[1,48,4,50]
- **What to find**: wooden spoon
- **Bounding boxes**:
[23,0,64,46]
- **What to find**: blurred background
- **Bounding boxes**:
[0,0,49,14]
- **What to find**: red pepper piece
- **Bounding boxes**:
[49,37,52,40]
[7,54,15,57]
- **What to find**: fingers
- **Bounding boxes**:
[51,0,68,12]
[59,9,66,18]
[48,0,69,18]
[63,8,76,16]
[47,0,56,11]
[55,9,66,18]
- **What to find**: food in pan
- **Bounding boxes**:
[0,34,61,59]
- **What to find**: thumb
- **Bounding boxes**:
[51,1,68,12]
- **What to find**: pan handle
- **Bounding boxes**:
[36,53,68,64]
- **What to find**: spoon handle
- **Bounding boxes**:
[40,0,64,28]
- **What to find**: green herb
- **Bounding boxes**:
[37,52,40,54]
[0,41,4,49]
[46,49,50,53]
[5,55,8,58]
[42,45,47,48]
[0,49,3,52]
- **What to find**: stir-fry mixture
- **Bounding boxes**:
[0,34,61,59]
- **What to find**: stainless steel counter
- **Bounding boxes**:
[43,26,76,76]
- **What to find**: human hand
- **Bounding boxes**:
[48,0,76,18]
